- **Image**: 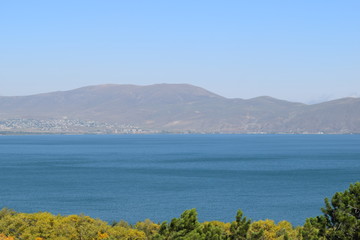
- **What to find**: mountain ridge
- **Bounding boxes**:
[0,84,359,134]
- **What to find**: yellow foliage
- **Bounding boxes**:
[0,208,304,240]
[0,234,15,240]
[97,232,109,239]
[127,229,147,239]
[108,226,147,240]
[248,219,300,240]
[135,219,160,237]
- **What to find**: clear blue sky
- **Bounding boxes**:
[1,1,359,103]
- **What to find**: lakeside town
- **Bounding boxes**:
[0,118,153,134]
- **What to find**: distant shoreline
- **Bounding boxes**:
[1,132,359,136]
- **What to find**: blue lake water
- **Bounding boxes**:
[0,134,359,226]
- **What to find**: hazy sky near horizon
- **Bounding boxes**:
[1,1,359,103]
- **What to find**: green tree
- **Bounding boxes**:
[302,182,360,240]
[230,210,251,240]
[301,217,326,240]
[321,182,360,239]
[154,209,200,240]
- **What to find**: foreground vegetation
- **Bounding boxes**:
[0,182,359,240]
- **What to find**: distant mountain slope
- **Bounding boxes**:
[0,84,359,133]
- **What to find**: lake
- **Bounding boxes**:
[0,134,359,226]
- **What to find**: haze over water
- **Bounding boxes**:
[0,134,359,226]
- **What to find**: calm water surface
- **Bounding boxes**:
[0,134,359,225]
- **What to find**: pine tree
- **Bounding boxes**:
[321,182,360,239]
[230,210,251,240]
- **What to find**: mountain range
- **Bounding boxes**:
[1,84,359,134]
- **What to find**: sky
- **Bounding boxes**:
[1,1,359,103]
